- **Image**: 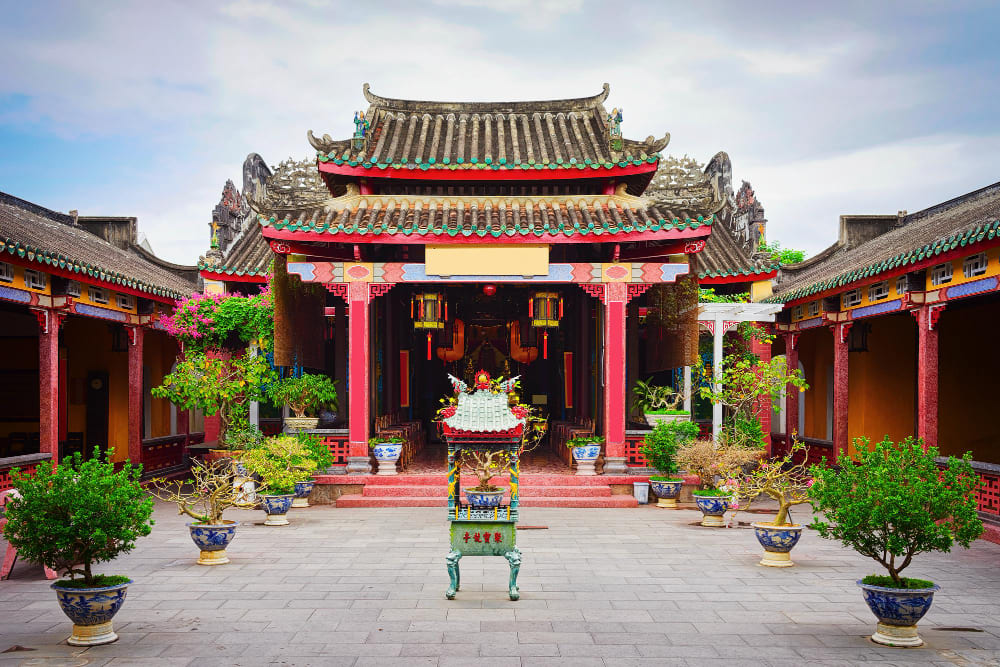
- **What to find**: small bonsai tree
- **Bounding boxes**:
[2,451,154,588]
[460,449,512,492]
[267,373,339,419]
[632,378,684,416]
[240,435,314,496]
[677,439,761,492]
[641,420,699,480]
[733,440,812,526]
[565,434,604,448]
[810,436,984,587]
[149,459,254,524]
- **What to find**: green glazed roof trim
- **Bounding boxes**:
[197,260,268,277]
[2,236,184,299]
[764,218,1000,303]
[698,263,779,280]
[318,152,662,171]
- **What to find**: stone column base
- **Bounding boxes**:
[602,456,628,475]
[346,456,372,474]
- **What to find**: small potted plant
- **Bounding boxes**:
[268,373,339,432]
[460,448,511,508]
[678,439,760,527]
[732,441,813,566]
[149,458,253,565]
[1,451,154,646]
[565,435,603,476]
[291,433,333,507]
[810,436,983,647]
[369,436,404,476]
[240,436,310,526]
[641,420,698,508]
[632,378,688,427]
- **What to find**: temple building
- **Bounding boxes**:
[198,83,780,503]
[765,181,1000,540]
[0,191,202,486]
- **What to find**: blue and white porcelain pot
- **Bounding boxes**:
[52,579,131,646]
[649,479,684,508]
[188,520,238,565]
[372,443,403,476]
[292,480,315,508]
[858,580,940,647]
[465,489,504,508]
[751,522,803,567]
[692,494,731,527]
[571,444,601,476]
[261,494,294,526]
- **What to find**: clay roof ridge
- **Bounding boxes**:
[361,82,611,114]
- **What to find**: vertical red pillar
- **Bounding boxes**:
[783,333,799,449]
[832,323,850,463]
[750,335,773,455]
[602,283,628,475]
[347,281,372,473]
[127,326,144,464]
[915,306,940,451]
[35,309,60,463]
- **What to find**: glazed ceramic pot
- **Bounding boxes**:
[751,522,803,567]
[465,489,504,508]
[372,443,403,476]
[649,479,684,509]
[858,580,940,647]
[52,579,131,646]
[692,494,731,527]
[260,494,294,526]
[188,520,238,565]
[644,412,691,427]
[571,444,601,476]
[292,480,315,508]
[284,416,319,432]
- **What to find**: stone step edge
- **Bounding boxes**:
[334,494,639,508]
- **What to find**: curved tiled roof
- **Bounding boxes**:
[308,83,669,170]
[0,191,196,299]
[199,218,271,279]
[767,181,1000,303]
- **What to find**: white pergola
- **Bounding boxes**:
[692,302,785,439]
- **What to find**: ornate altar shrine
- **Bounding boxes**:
[440,371,525,601]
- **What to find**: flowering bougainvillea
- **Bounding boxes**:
[159,286,273,354]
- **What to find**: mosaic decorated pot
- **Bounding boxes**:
[292,480,315,508]
[649,479,684,509]
[52,579,131,646]
[284,416,319,432]
[465,489,504,508]
[751,522,803,567]
[858,580,940,647]
[571,444,601,476]
[188,520,238,565]
[261,494,294,526]
[692,494,731,527]
[372,443,403,476]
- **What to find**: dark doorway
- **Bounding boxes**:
[85,371,109,458]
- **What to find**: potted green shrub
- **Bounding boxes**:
[632,378,688,426]
[733,441,813,567]
[268,373,339,432]
[240,436,313,526]
[809,436,984,647]
[1,451,154,646]
[678,439,760,527]
[641,420,698,508]
[149,458,253,565]
[369,436,404,476]
[565,435,603,476]
[291,433,334,507]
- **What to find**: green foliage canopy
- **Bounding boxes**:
[267,373,338,418]
[640,420,699,477]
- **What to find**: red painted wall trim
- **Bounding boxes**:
[3,254,180,304]
[261,224,712,246]
[318,161,658,181]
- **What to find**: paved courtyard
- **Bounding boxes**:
[2,499,999,666]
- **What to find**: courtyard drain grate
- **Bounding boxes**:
[933,627,984,632]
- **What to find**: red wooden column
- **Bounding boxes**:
[346,281,372,473]
[783,333,799,446]
[915,305,942,451]
[127,326,144,464]
[602,283,629,474]
[750,334,773,455]
[33,308,62,463]
[831,323,851,463]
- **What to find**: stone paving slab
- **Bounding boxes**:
[1,499,999,665]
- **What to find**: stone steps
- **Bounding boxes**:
[335,494,638,508]
[361,484,612,498]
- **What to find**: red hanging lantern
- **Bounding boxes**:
[529,291,562,360]
[412,292,447,360]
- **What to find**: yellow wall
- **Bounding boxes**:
[144,330,176,439]
[846,313,916,455]
[0,262,51,295]
[939,298,1000,463]
[797,327,833,440]
[923,247,1000,291]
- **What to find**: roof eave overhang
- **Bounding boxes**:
[699,269,777,285]
[199,269,268,284]
[317,160,658,181]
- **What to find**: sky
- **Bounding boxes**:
[1,0,998,264]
